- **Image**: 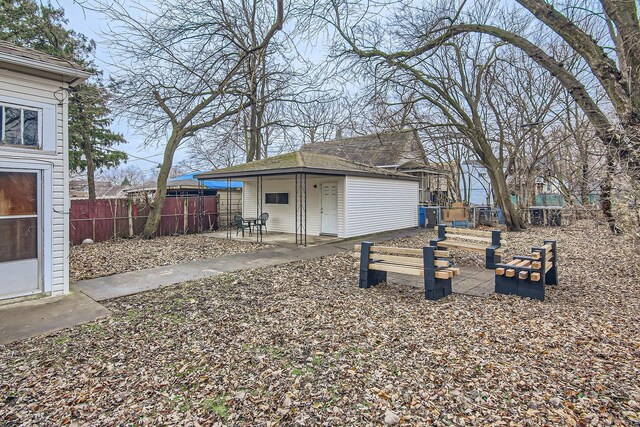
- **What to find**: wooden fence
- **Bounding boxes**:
[69,196,218,245]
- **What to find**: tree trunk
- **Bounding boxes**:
[580,161,589,205]
[484,156,526,231]
[600,149,620,234]
[141,131,182,239]
[83,135,96,200]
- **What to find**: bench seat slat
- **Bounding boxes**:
[436,240,505,254]
[354,245,451,258]
[369,262,423,276]
[444,227,493,237]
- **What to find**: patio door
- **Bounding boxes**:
[321,183,338,235]
[0,170,41,300]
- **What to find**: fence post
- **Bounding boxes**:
[184,197,188,234]
[128,198,134,238]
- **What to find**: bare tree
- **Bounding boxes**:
[319,1,528,229]
[100,0,283,238]
[367,0,639,202]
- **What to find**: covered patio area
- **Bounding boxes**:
[196,151,419,246]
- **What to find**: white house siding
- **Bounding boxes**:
[241,175,345,237]
[0,67,69,296]
[344,176,418,238]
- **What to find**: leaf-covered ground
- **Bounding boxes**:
[2,221,639,425]
[70,234,269,282]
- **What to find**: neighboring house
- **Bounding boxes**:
[0,41,90,301]
[196,151,419,241]
[300,130,449,204]
[69,179,131,199]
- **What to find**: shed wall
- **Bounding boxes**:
[241,176,345,237]
[344,176,418,237]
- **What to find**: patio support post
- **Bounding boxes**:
[256,176,263,243]
[226,178,231,240]
[303,173,307,247]
[293,173,307,246]
[295,173,299,245]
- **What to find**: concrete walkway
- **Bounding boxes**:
[75,228,420,301]
[0,291,111,345]
[0,228,422,344]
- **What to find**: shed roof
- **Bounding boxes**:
[0,40,90,84]
[299,129,426,167]
[195,151,418,180]
[126,173,243,193]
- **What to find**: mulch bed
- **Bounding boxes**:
[69,234,269,282]
[2,221,639,425]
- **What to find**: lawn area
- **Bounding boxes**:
[70,233,270,282]
[2,222,639,425]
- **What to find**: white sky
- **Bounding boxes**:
[59,0,189,175]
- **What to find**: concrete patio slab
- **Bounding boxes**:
[0,292,111,345]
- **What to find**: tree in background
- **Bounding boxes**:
[68,82,127,199]
[100,0,284,238]
[0,0,126,199]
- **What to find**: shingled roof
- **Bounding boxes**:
[195,151,417,181]
[0,40,90,84]
[299,129,427,167]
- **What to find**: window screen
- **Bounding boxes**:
[265,192,289,204]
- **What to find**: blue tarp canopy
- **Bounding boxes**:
[169,173,243,190]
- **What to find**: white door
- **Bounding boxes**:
[321,183,338,235]
[0,170,41,300]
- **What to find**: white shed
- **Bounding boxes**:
[0,41,89,301]
[196,151,419,243]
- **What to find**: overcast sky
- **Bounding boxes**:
[59,0,191,175]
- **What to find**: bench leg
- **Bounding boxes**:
[359,242,387,288]
[544,239,558,285]
[423,246,452,301]
[486,247,496,269]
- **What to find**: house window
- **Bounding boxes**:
[1,103,41,148]
[265,192,289,204]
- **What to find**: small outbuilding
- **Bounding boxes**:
[196,151,419,243]
[0,41,89,301]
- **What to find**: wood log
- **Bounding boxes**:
[545,262,553,273]
[531,261,542,270]
[530,272,541,281]
[505,269,516,277]
[495,267,505,275]
[435,270,453,279]
[518,271,529,279]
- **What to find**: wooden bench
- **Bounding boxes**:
[430,225,506,269]
[494,239,558,301]
[354,242,460,300]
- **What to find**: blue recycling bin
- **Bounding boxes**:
[419,206,427,227]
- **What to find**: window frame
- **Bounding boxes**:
[0,95,56,153]
[0,102,43,149]
[264,192,290,205]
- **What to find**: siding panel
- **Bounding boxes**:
[0,67,68,297]
[345,176,418,238]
